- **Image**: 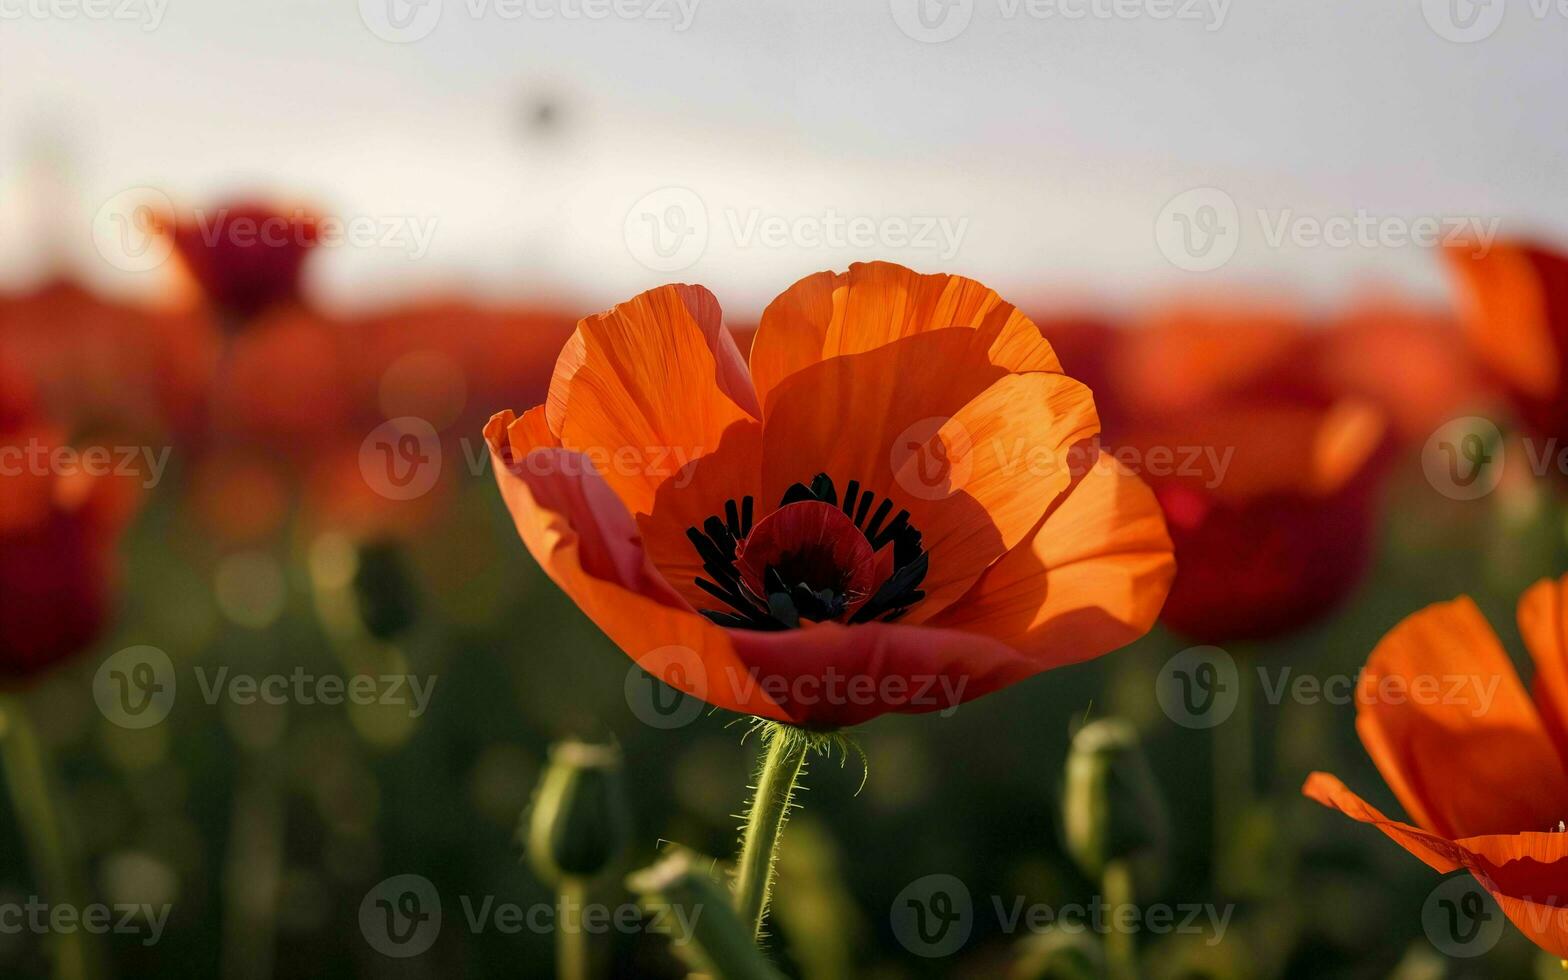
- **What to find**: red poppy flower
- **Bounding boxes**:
[165,200,320,323]
[0,365,139,679]
[1305,574,1568,958]
[1087,302,1390,644]
[485,263,1176,728]
[0,279,215,442]
[1444,239,1568,442]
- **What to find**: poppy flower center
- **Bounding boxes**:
[686,473,928,631]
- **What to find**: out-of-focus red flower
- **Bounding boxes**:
[0,279,216,442]
[189,296,577,545]
[0,363,139,680]
[1091,301,1391,645]
[164,201,320,323]
[1443,239,1568,441]
[1312,296,1495,445]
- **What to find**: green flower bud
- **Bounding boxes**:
[1062,718,1167,881]
[525,741,629,883]
[626,848,783,980]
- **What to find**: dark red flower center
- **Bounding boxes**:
[687,473,928,630]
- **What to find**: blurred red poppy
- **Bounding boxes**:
[163,200,320,323]
[0,279,216,443]
[0,364,139,679]
[1088,301,1390,644]
[1444,238,1568,442]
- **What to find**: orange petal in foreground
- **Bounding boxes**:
[1304,575,1568,958]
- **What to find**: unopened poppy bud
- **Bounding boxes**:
[626,848,782,980]
[1062,718,1167,881]
[525,741,629,883]
[1012,927,1105,980]
[351,538,418,640]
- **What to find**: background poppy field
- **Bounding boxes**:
[2,2,1567,977]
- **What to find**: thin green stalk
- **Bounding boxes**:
[733,725,809,940]
[1212,662,1253,895]
[1101,859,1138,980]
[557,877,588,980]
[0,693,99,980]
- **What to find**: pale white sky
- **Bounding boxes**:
[1,0,1563,317]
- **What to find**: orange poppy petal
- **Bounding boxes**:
[1355,596,1568,839]
[637,419,765,613]
[1308,772,1568,958]
[1455,830,1568,957]
[490,439,1047,728]
[543,284,760,517]
[749,262,1060,412]
[724,617,1038,729]
[1518,574,1568,762]
[1302,772,1467,873]
[927,452,1174,666]
[894,371,1101,620]
[489,441,790,722]
[758,331,1097,620]
[1443,240,1565,405]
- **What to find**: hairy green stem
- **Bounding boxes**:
[733,727,809,940]
[0,693,99,980]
